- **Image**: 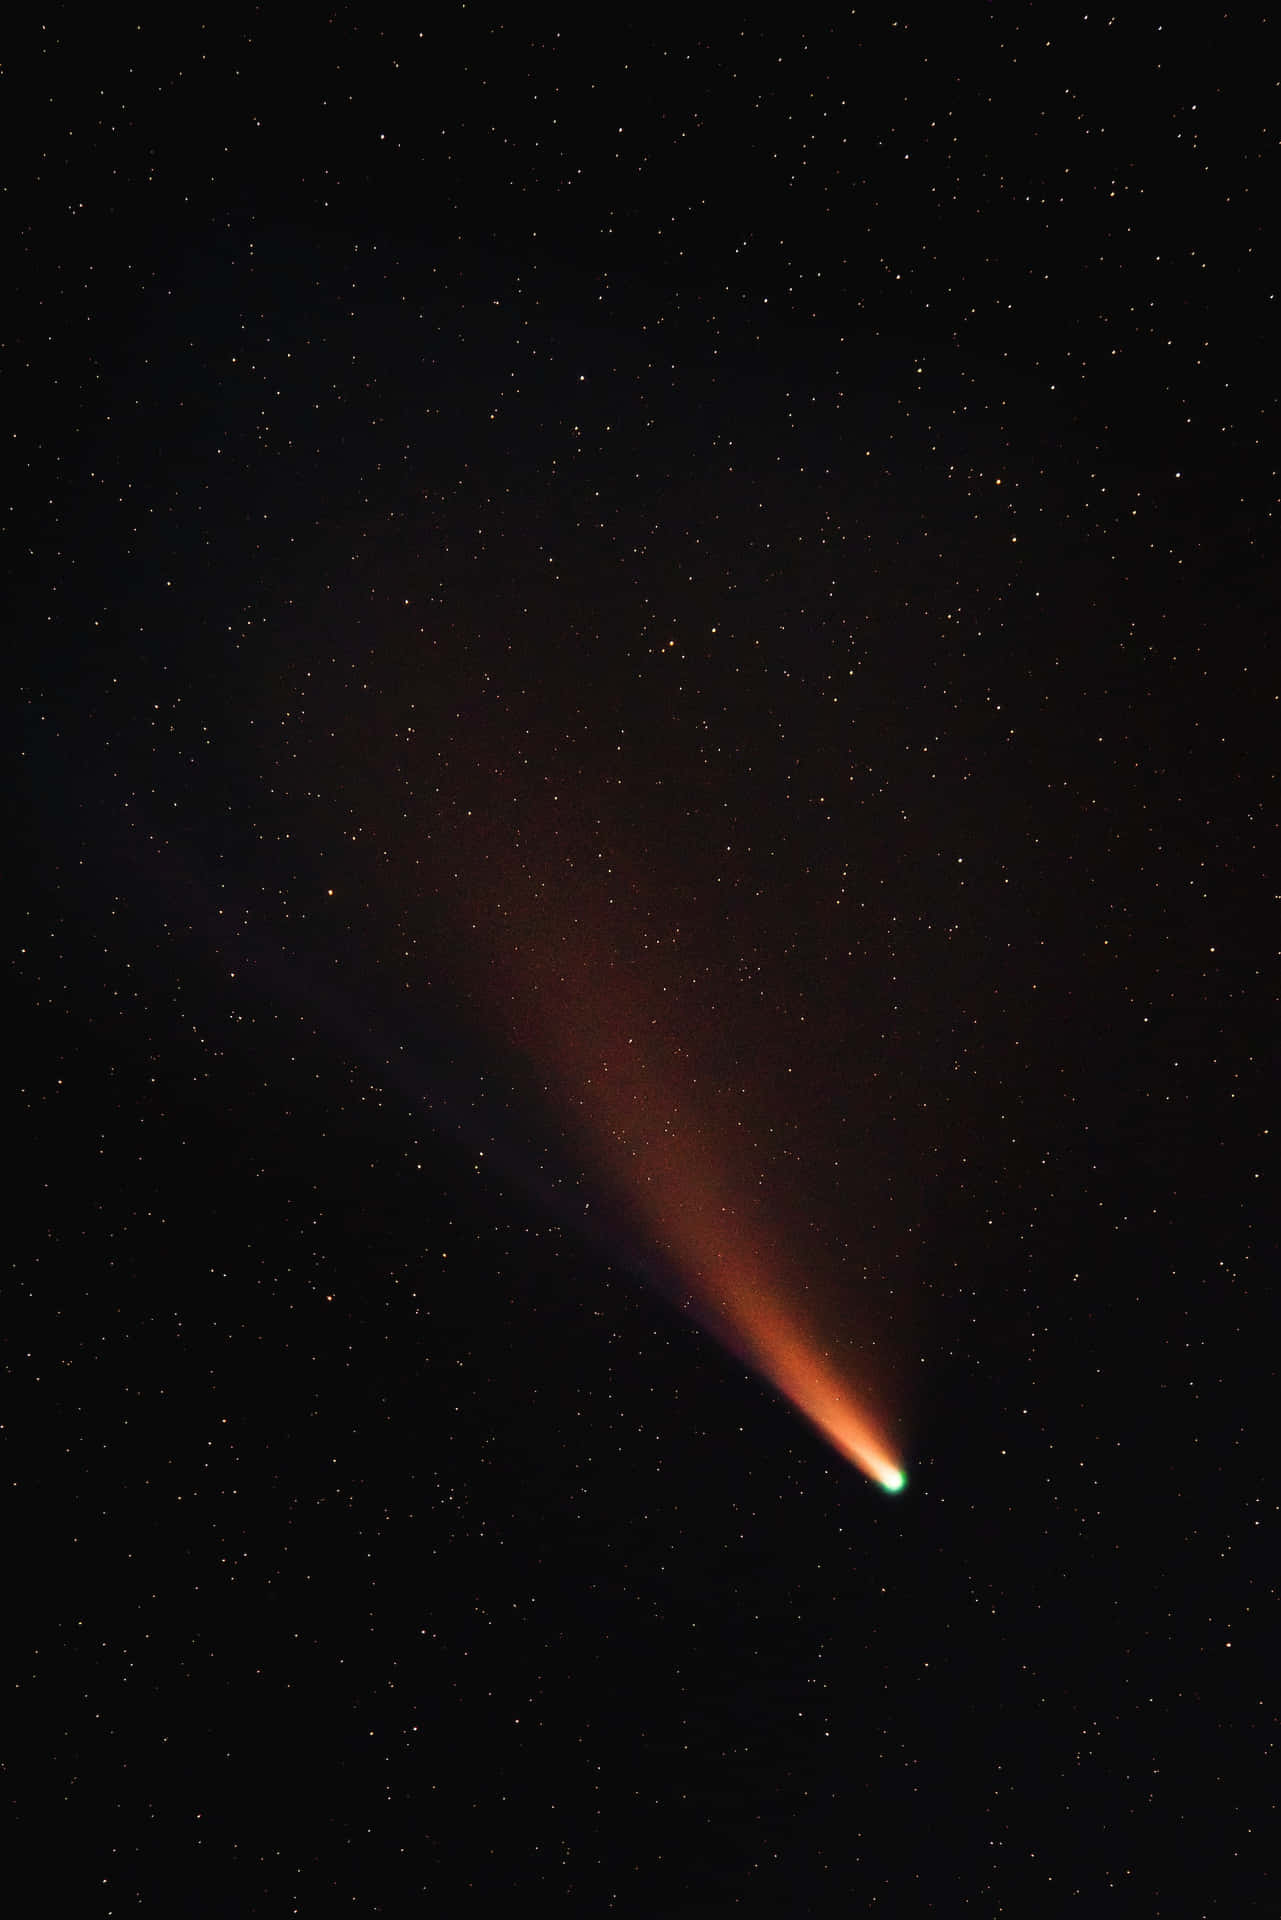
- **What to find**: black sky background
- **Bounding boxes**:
[11,12,1276,1914]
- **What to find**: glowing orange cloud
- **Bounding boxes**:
[434,773,906,1491]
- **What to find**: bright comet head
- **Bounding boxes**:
[879,1466,907,1494]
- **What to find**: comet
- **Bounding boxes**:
[435,756,908,1494]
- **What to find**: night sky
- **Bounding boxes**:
[13,14,1276,1913]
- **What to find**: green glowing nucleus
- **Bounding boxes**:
[880,1467,907,1494]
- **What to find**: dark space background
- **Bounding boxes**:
[10,13,1275,1913]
